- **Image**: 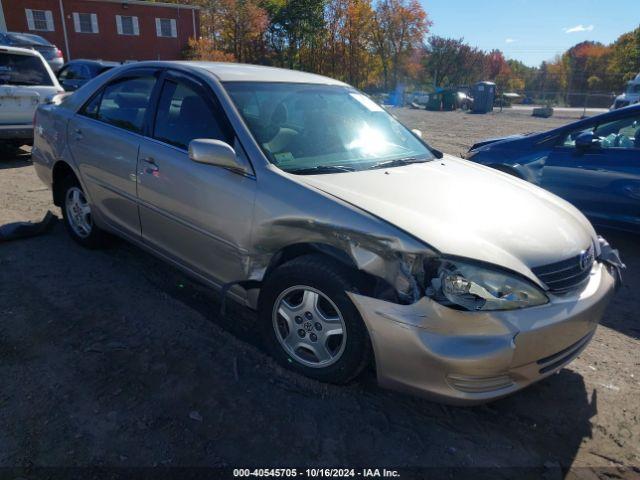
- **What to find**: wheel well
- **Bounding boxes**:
[262,243,398,302]
[264,243,356,279]
[52,161,77,206]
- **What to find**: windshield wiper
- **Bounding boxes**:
[286,165,356,175]
[367,157,430,170]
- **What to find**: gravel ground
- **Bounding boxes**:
[0,108,638,476]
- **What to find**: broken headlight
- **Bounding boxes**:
[425,260,548,311]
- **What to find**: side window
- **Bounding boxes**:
[594,116,640,150]
[80,76,156,133]
[561,126,595,147]
[57,66,70,80]
[62,65,85,80]
[561,116,640,150]
[81,91,102,119]
[77,65,91,80]
[153,80,230,150]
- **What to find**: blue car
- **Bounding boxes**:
[466,104,640,233]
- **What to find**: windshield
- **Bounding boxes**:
[0,52,53,86]
[225,82,434,173]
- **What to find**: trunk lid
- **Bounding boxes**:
[0,85,41,124]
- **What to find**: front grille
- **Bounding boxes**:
[532,249,594,292]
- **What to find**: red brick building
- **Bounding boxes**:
[0,0,200,62]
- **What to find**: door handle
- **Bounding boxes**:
[142,157,159,173]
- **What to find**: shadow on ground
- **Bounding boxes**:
[594,228,640,340]
[0,146,31,170]
[0,223,606,471]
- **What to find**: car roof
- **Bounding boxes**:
[0,45,42,56]
[574,103,640,125]
[127,61,348,85]
[66,59,120,67]
[3,32,52,46]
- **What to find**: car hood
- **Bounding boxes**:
[469,133,530,151]
[297,155,596,286]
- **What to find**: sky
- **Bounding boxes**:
[423,0,639,67]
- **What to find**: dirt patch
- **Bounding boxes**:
[0,109,638,474]
[393,107,585,157]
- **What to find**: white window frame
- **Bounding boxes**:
[116,15,139,36]
[25,9,55,32]
[72,12,99,34]
[155,18,177,38]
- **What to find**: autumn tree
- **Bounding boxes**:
[607,26,640,85]
[323,0,378,88]
[372,0,430,89]
[267,0,327,71]
[185,37,236,61]
[178,0,636,103]
[218,0,269,63]
[423,36,485,86]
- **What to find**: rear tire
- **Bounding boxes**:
[258,254,371,384]
[60,175,106,248]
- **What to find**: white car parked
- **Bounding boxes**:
[612,73,640,110]
[0,45,62,148]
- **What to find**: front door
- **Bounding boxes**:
[136,71,256,286]
[541,113,640,231]
[67,70,159,239]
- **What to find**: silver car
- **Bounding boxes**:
[32,62,623,404]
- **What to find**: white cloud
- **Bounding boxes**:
[564,24,594,34]
[505,38,516,43]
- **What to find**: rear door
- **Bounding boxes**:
[136,70,256,285]
[67,68,160,239]
[542,113,640,230]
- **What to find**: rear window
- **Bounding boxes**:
[0,52,53,86]
[6,33,52,46]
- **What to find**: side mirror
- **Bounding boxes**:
[575,131,599,150]
[188,139,247,173]
[411,128,422,138]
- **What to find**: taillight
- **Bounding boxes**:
[56,48,63,58]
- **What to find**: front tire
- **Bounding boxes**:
[60,176,106,248]
[258,254,371,384]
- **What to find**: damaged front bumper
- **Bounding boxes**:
[348,260,617,404]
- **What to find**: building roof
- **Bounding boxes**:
[181,62,348,85]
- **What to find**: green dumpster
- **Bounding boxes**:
[426,92,442,111]
[442,90,457,110]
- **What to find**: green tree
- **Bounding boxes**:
[607,26,640,87]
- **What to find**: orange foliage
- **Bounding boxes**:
[186,37,236,62]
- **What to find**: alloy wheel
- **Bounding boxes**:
[65,187,92,238]
[272,285,347,368]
